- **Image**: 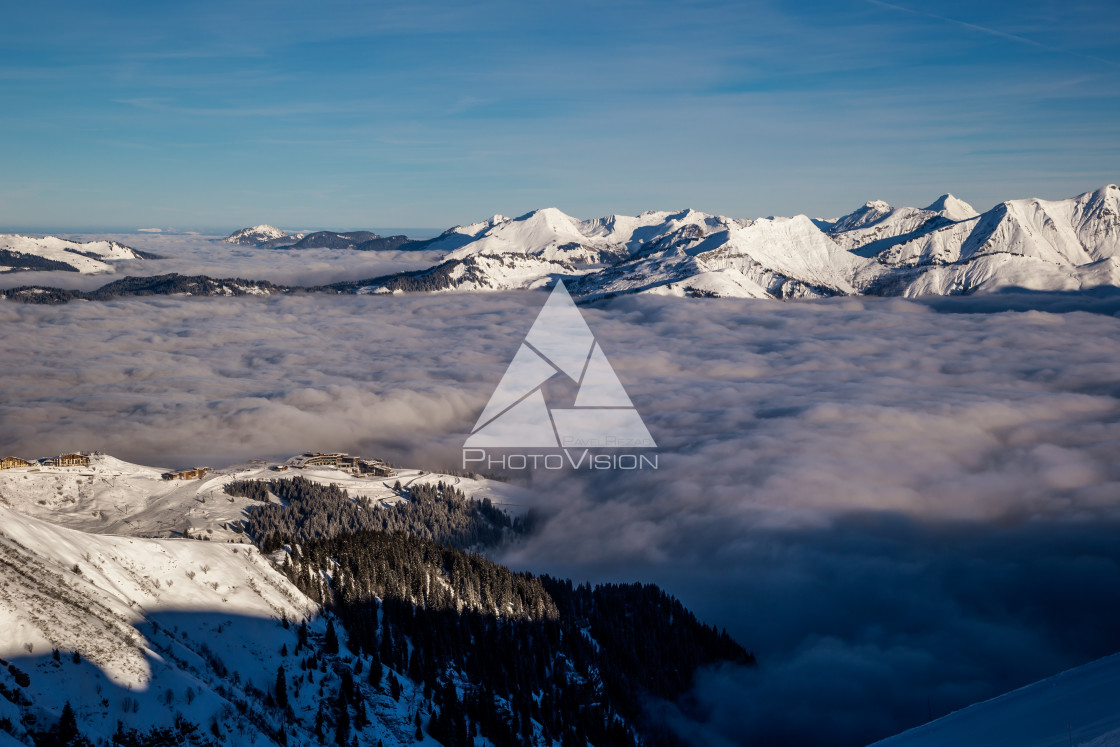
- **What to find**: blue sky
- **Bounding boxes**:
[1,0,1118,231]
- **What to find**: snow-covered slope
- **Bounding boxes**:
[354,185,1120,300]
[0,235,147,274]
[867,185,1120,296]
[823,194,980,252]
[873,652,1120,747]
[365,207,867,298]
[0,502,321,742]
[0,453,526,745]
[223,225,301,246]
[0,453,522,541]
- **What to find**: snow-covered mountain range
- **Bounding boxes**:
[5,184,1117,300]
[347,184,1120,299]
[0,236,152,274]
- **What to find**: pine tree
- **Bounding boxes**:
[389,673,401,702]
[324,620,340,655]
[414,710,423,742]
[57,701,79,744]
[368,654,383,691]
[275,666,289,709]
[334,691,350,746]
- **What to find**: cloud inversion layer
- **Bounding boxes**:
[1,291,1118,744]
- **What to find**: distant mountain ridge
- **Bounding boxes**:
[330,184,1116,299]
[223,226,415,252]
[5,185,1118,302]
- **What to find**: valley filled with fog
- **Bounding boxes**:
[2,290,1118,744]
[0,232,444,291]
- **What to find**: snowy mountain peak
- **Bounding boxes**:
[223,224,292,245]
[520,206,580,228]
[353,185,1120,301]
[1085,184,1120,204]
[826,200,896,233]
[924,194,978,221]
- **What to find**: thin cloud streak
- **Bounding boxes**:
[868,0,1120,68]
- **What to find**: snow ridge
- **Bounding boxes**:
[355,185,1119,299]
[0,235,148,275]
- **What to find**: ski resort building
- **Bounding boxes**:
[0,456,31,470]
[42,453,90,467]
[162,467,210,481]
[289,452,394,477]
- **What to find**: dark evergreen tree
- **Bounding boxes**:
[388,672,401,702]
[57,701,79,744]
[275,665,289,709]
[324,619,340,655]
[407,648,423,684]
[368,654,383,691]
[334,691,350,746]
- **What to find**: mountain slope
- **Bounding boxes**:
[0,503,321,743]
[0,453,755,746]
[821,194,979,253]
[867,185,1120,296]
[873,651,1120,747]
[223,225,296,246]
[0,235,151,274]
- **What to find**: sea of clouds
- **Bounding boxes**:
[0,232,444,290]
[1,289,1119,745]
